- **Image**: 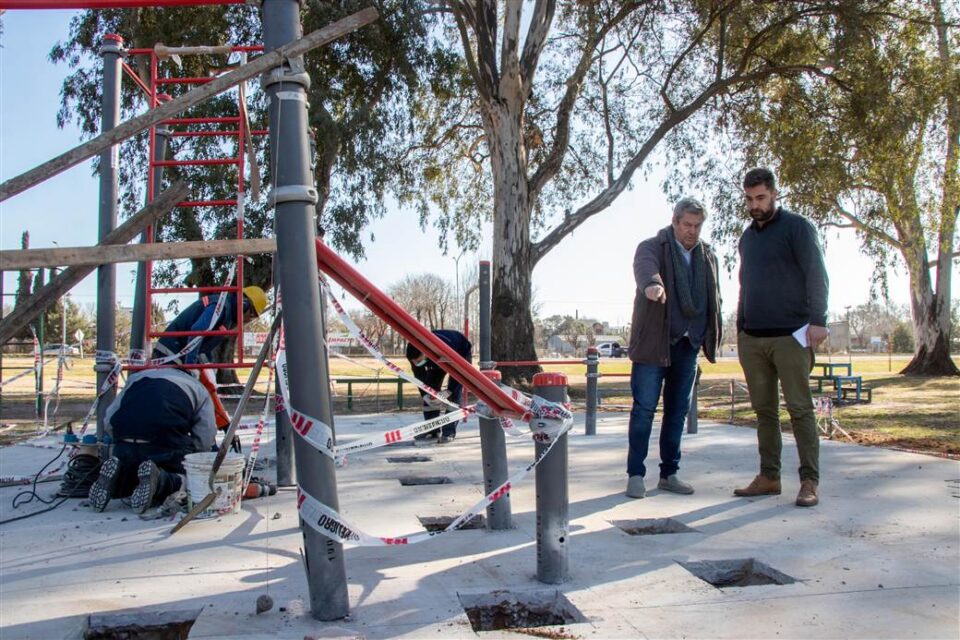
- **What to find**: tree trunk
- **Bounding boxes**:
[485,101,540,386]
[899,234,959,375]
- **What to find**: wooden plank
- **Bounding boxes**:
[0,182,188,344]
[0,7,379,203]
[0,237,277,270]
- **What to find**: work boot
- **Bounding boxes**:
[796,479,819,507]
[626,475,646,499]
[88,456,120,512]
[131,460,161,515]
[733,474,781,497]
[657,474,695,495]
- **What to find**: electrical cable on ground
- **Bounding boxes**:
[1,445,100,526]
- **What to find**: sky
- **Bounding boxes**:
[1,10,955,331]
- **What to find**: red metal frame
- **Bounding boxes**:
[315,240,531,420]
[115,44,265,372]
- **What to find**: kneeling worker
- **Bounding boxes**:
[88,367,216,513]
[406,329,472,443]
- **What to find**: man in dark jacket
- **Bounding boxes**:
[88,367,216,513]
[406,329,472,444]
[733,168,829,507]
[625,197,721,499]
[152,286,267,365]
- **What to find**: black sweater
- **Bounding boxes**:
[737,207,829,335]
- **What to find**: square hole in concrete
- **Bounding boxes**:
[610,518,697,536]
[418,514,486,532]
[398,476,452,486]
[386,455,432,463]
[85,607,201,639]
[458,589,585,633]
[678,558,797,588]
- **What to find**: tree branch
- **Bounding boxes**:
[528,1,644,200]
[519,0,556,99]
[830,198,904,250]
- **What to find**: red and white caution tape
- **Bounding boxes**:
[296,406,573,546]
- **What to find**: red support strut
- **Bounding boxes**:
[314,240,531,421]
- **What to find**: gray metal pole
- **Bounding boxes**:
[262,0,348,620]
[533,372,569,584]
[686,366,700,434]
[94,33,123,443]
[130,114,171,358]
[478,369,512,530]
[584,346,598,436]
[478,260,493,369]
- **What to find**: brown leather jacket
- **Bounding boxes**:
[627,226,722,366]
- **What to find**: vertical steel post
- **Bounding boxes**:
[533,372,569,584]
[262,0,348,620]
[94,34,123,441]
[274,282,295,487]
[478,261,492,369]
[686,366,700,434]
[34,269,45,419]
[130,121,170,357]
[478,369,512,530]
[584,346,598,435]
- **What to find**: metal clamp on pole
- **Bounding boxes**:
[261,65,311,90]
[267,184,318,208]
[478,369,512,530]
[533,372,569,584]
[584,346,598,436]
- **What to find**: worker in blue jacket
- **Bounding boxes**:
[406,329,472,443]
[88,367,216,513]
[152,286,268,364]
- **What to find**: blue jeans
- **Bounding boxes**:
[627,338,699,478]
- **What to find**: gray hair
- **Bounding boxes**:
[672,197,707,222]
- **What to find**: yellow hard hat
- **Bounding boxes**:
[242,286,268,316]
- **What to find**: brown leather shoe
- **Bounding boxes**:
[796,479,819,507]
[733,474,781,497]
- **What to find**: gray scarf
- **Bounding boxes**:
[667,227,707,318]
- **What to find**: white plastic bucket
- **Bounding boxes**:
[183,452,245,518]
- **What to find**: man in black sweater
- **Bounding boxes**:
[734,168,829,507]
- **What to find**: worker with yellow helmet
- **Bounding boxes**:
[152,285,268,365]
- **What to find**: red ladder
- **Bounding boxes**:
[122,43,266,369]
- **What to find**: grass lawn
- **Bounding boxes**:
[2,354,957,457]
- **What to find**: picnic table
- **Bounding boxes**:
[331,376,407,410]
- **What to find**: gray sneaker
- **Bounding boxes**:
[626,475,646,499]
[131,460,160,514]
[88,456,119,512]
[657,474,694,495]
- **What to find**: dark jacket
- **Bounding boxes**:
[105,368,216,453]
[407,329,473,399]
[737,207,829,334]
[155,293,239,364]
[628,226,722,365]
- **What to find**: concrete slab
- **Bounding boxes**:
[1,412,957,639]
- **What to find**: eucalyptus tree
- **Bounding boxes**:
[399,0,884,382]
[679,0,958,375]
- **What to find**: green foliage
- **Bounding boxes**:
[49,2,453,285]
[892,321,915,353]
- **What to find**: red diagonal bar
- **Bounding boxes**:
[314,240,530,420]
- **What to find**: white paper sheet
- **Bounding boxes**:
[793,323,810,347]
